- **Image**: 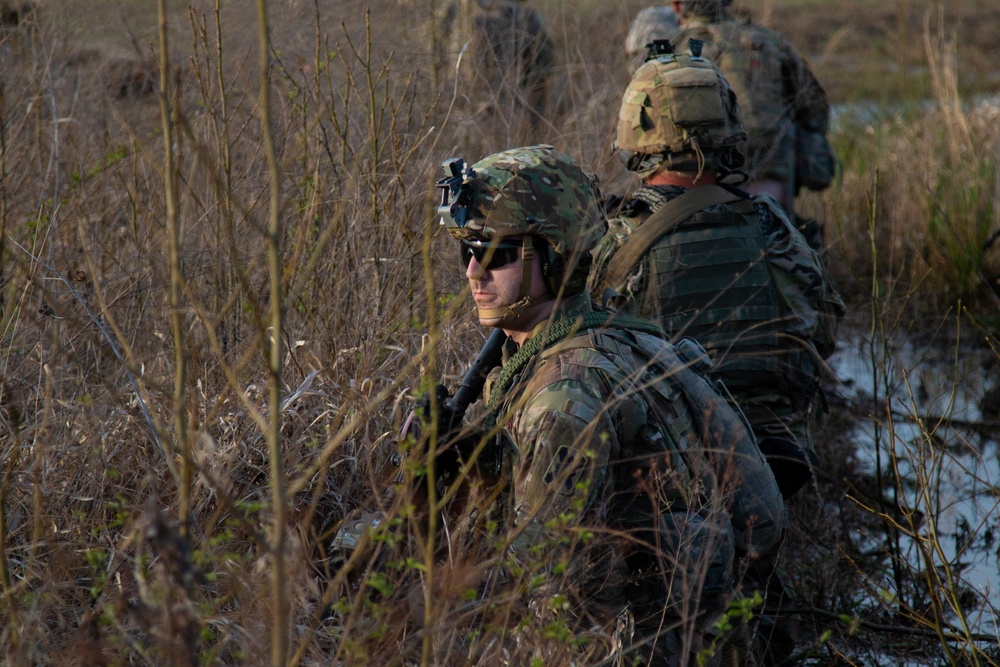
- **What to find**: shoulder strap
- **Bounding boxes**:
[483,311,664,426]
[601,185,744,293]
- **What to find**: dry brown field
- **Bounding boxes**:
[1,0,999,664]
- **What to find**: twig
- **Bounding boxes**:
[888,408,1000,439]
[787,606,1000,645]
[5,237,169,472]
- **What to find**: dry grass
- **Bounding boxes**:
[1,0,999,665]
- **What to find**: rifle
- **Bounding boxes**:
[330,328,508,566]
[400,327,507,443]
[449,328,508,419]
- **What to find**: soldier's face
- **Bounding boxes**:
[463,235,551,340]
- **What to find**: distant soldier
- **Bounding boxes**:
[624,5,680,73]
[435,144,784,664]
[665,0,834,225]
[433,0,554,126]
[592,42,844,661]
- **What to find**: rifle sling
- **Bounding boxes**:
[602,185,744,292]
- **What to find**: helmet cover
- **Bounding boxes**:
[615,49,746,178]
[438,144,605,257]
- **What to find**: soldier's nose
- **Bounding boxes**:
[466,254,487,280]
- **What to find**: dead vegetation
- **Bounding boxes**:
[0,1,998,665]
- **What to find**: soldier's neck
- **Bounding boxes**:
[644,170,718,189]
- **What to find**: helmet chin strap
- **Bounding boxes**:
[476,242,542,327]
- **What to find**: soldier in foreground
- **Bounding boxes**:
[592,42,844,661]
[637,0,834,226]
[434,144,784,664]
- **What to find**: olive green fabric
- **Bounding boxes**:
[592,185,845,469]
[486,292,783,664]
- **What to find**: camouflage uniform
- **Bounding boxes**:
[602,49,841,663]
[604,44,846,496]
[438,145,785,665]
[433,0,554,124]
[593,184,843,494]
[672,1,832,213]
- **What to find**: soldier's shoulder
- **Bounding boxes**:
[704,18,788,52]
[744,20,800,55]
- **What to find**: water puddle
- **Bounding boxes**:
[828,326,1000,642]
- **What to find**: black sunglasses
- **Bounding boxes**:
[459,239,524,271]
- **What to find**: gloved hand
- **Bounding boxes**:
[401,384,494,481]
[399,384,465,445]
[417,384,464,440]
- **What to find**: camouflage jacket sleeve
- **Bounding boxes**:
[755,195,834,341]
[778,33,830,134]
[499,345,641,621]
[504,350,623,558]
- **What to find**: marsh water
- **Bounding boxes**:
[827,322,1000,643]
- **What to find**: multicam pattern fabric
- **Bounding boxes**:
[592,185,845,459]
[615,51,746,178]
[490,291,784,664]
[624,6,680,71]
[444,145,606,257]
[671,8,830,186]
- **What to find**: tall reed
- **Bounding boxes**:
[0,0,997,664]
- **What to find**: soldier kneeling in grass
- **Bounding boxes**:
[426,144,783,664]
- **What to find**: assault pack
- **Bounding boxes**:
[673,20,789,164]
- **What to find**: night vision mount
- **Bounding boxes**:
[644,38,705,62]
[644,39,673,61]
[437,158,478,229]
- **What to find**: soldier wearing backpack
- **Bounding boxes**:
[435,144,784,664]
[664,0,834,229]
[595,38,844,501]
[592,41,844,663]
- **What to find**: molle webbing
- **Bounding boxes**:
[650,199,792,390]
[600,185,742,294]
[483,311,665,426]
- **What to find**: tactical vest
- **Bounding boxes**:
[674,20,790,163]
[499,320,783,557]
[632,196,816,403]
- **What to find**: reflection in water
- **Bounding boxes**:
[828,327,1000,638]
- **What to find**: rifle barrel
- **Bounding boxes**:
[447,328,507,415]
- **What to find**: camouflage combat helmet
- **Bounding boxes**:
[615,40,746,180]
[625,7,681,66]
[437,144,606,322]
